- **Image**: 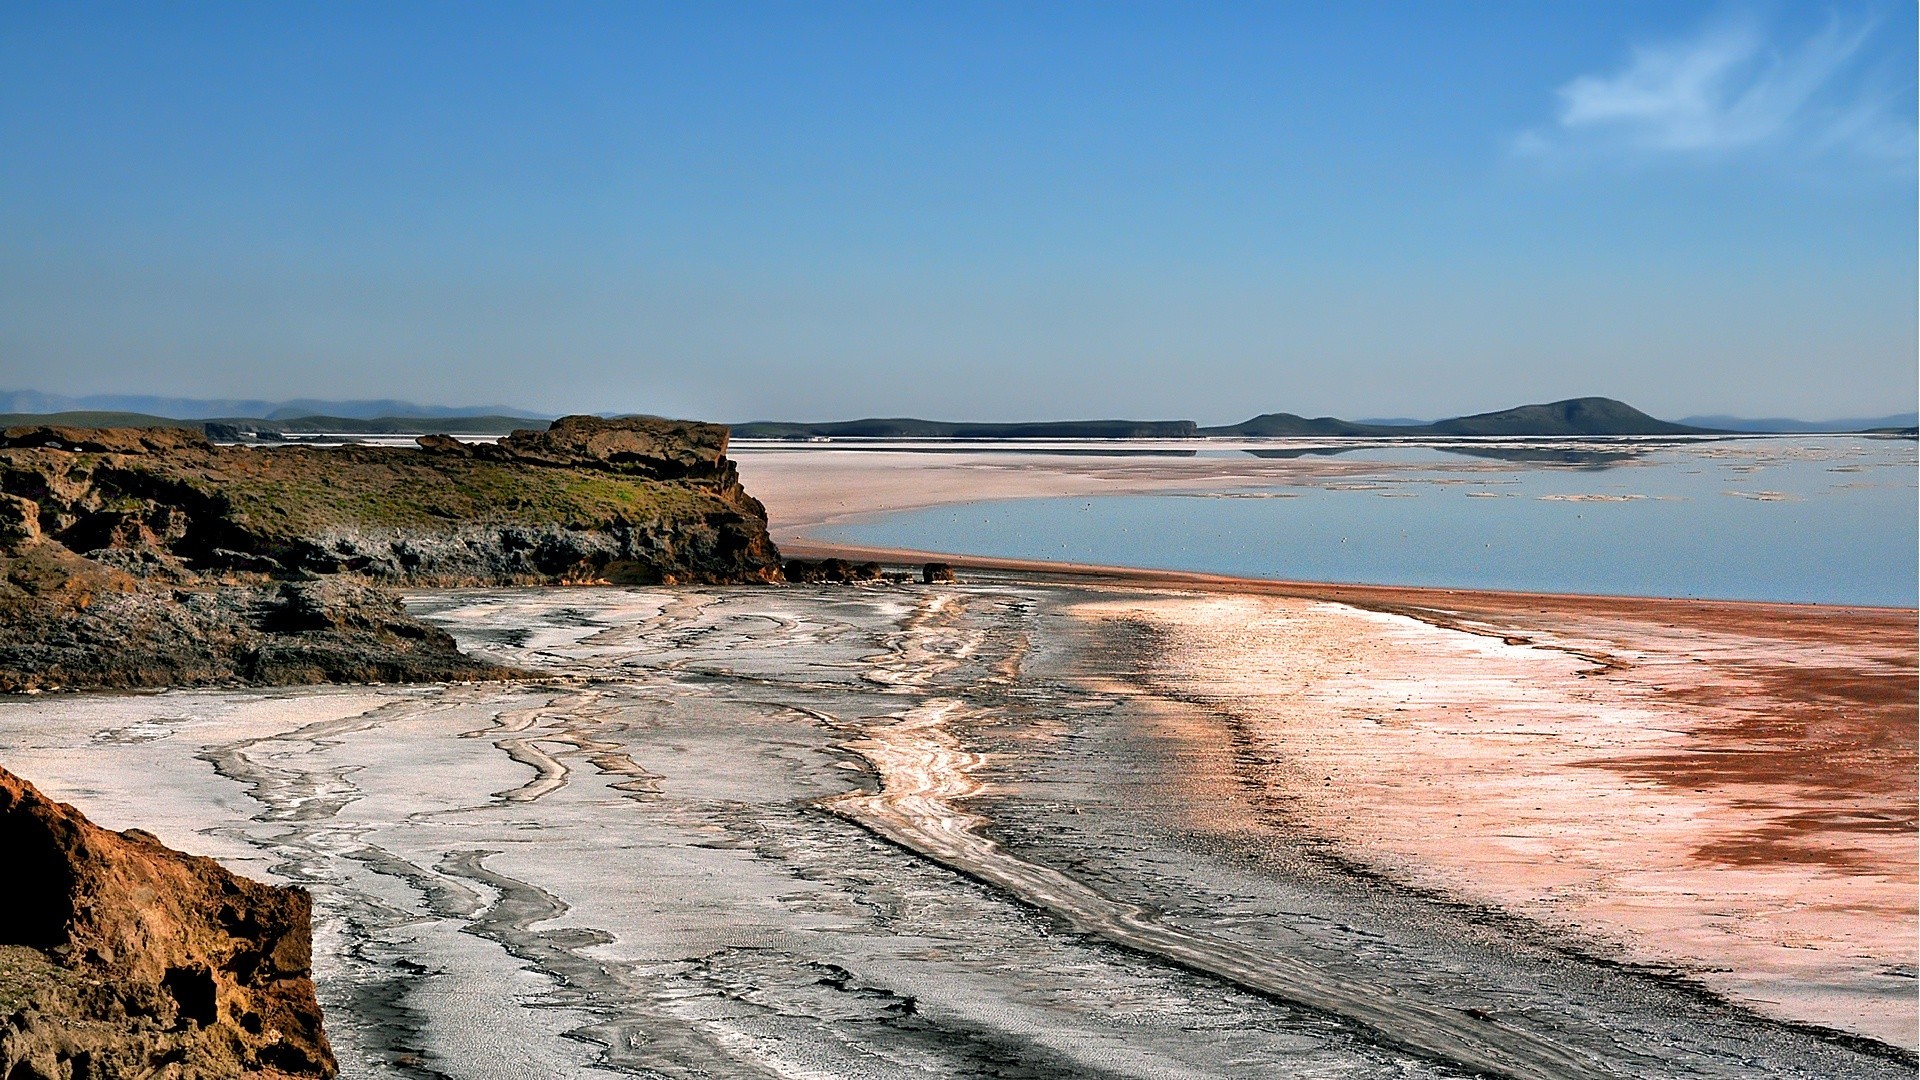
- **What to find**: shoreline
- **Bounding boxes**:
[731,436,1918,611]
[783,538,1917,1048]
[1,581,1911,1069]
[778,538,1920,618]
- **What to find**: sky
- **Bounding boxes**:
[0,2,1913,424]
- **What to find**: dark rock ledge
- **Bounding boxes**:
[0,414,784,692]
[0,415,793,1074]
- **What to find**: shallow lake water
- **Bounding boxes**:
[822,437,1918,606]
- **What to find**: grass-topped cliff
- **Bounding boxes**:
[0,415,782,691]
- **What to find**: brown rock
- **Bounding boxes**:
[413,433,470,455]
[490,414,733,481]
[0,494,40,552]
[0,416,783,690]
[0,425,212,456]
[784,558,885,584]
[0,767,335,1078]
[922,562,956,584]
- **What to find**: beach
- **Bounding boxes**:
[0,446,1909,1077]
[741,444,1919,1050]
[0,580,1909,1079]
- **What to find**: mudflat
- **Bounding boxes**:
[744,445,1916,1051]
[0,581,1910,1078]
[734,442,1407,545]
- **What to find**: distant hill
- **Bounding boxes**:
[208,415,543,437]
[731,418,1199,439]
[1204,398,1715,438]
[0,411,202,431]
[734,400,1717,440]
[0,391,547,421]
[1678,412,1919,434]
[1426,397,1711,436]
[1198,413,1397,437]
[0,411,545,438]
[21,396,1899,444]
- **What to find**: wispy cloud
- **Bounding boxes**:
[1515,12,1915,168]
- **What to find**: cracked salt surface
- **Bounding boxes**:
[0,584,1909,1078]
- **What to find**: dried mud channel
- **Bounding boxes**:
[0,582,1910,1078]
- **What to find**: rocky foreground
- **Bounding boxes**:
[0,766,334,1078]
[0,414,784,1075]
[0,415,782,691]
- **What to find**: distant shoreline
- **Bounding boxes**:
[778,538,1920,615]
[733,436,1919,610]
[4,389,1916,441]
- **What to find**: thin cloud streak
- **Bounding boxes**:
[1516,13,1915,167]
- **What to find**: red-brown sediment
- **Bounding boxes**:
[747,442,1915,1046]
[783,540,1917,1047]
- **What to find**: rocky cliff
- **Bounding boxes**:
[0,767,334,1078]
[0,415,783,690]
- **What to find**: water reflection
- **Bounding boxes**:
[828,438,1919,605]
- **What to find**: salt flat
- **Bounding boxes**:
[0,583,1909,1078]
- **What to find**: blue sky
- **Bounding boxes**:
[1,2,1912,422]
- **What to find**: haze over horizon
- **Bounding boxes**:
[2,2,1914,425]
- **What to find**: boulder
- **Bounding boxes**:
[0,425,211,456]
[0,493,40,552]
[0,767,336,1078]
[489,414,733,481]
[784,558,885,584]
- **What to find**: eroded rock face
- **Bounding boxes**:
[0,415,783,690]
[0,767,335,1078]
[783,558,885,584]
[487,413,734,480]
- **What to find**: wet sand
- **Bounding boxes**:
[741,443,1916,1048]
[0,445,1905,1075]
[773,541,1919,1048]
[732,442,1434,546]
[0,584,1909,1078]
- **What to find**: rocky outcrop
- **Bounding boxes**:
[0,415,783,691]
[782,559,958,586]
[0,568,514,693]
[783,558,885,584]
[0,767,334,1078]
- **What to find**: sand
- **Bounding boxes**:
[0,445,1906,1075]
[739,444,1918,1050]
[731,442,1433,546]
[2,584,1909,1078]
[1068,589,1916,1046]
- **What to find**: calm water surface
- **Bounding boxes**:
[825,438,1918,606]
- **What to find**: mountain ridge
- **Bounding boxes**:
[735,399,1722,439]
[0,391,547,422]
[1678,412,1919,434]
[6,396,1912,440]
[730,418,1198,439]
[0,412,543,438]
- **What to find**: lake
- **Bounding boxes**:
[818,437,1919,606]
